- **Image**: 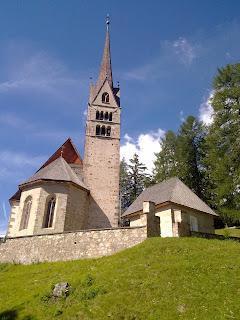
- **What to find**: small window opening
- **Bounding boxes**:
[104,112,109,120]
[109,112,112,121]
[102,92,110,103]
[44,196,56,228]
[106,126,111,137]
[20,196,32,230]
[101,125,106,136]
[100,111,104,120]
[96,111,100,119]
[96,125,100,135]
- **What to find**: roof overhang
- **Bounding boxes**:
[19,179,90,193]
[123,201,218,218]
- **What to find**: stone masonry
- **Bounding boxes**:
[0,201,159,264]
[0,226,147,264]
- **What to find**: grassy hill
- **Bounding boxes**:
[1,237,240,320]
[215,227,240,238]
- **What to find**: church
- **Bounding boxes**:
[6,19,217,240]
[7,18,120,238]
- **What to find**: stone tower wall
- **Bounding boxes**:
[83,80,120,229]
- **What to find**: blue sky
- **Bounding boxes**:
[0,0,240,234]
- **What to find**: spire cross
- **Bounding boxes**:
[60,146,65,158]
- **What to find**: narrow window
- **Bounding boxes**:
[96,110,99,119]
[104,112,109,120]
[106,126,111,137]
[43,196,56,228]
[96,125,100,135]
[20,196,32,230]
[109,112,112,121]
[102,92,109,103]
[100,111,104,120]
[101,125,106,136]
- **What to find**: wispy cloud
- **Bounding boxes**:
[120,129,165,173]
[172,37,196,65]
[0,44,89,106]
[122,36,198,81]
[0,150,46,168]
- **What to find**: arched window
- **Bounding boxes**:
[101,125,106,136]
[109,112,112,121]
[104,112,109,120]
[102,92,109,103]
[100,111,104,120]
[20,196,32,230]
[43,196,56,228]
[106,126,111,137]
[96,110,100,120]
[96,125,100,136]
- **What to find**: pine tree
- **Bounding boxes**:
[205,63,240,224]
[128,154,149,203]
[176,116,207,199]
[153,130,178,182]
[153,119,207,200]
[120,158,132,213]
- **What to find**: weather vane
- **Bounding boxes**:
[106,14,110,30]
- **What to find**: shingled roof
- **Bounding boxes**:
[123,177,217,217]
[20,156,89,191]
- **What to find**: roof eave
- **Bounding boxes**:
[122,200,218,217]
[19,179,90,193]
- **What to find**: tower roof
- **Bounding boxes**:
[97,16,113,88]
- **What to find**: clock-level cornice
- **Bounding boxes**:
[90,103,120,110]
[88,119,120,125]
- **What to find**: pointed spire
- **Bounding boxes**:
[97,15,113,88]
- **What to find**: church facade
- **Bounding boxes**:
[7,19,120,238]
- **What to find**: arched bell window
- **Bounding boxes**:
[104,111,109,120]
[43,196,56,228]
[20,196,32,230]
[106,126,111,137]
[102,92,109,103]
[100,111,104,120]
[96,125,100,136]
[96,110,100,120]
[101,125,106,136]
[109,112,112,121]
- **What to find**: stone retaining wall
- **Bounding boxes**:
[0,226,147,264]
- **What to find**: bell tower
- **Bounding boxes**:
[83,17,120,228]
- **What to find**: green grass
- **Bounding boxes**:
[215,227,240,237]
[1,237,240,319]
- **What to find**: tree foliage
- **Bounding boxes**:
[153,116,207,199]
[204,63,240,224]
[120,154,150,213]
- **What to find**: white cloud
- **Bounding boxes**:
[172,37,196,65]
[120,129,165,173]
[199,91,214,126]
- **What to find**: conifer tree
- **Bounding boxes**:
[176,116,207,199]
[153,130,178,182]
[128,154,149,203]
[205,63,240,224]
[120,158,132,213]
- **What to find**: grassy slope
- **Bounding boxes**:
[1,237,240,320]
[216,227,240,237]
